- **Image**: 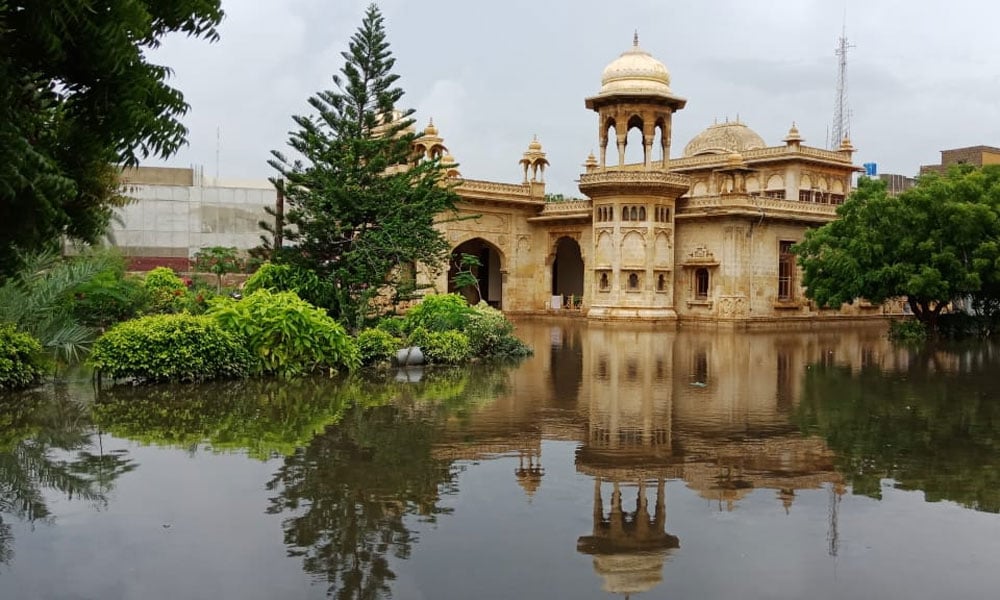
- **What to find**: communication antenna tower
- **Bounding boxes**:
[829,24,854,149]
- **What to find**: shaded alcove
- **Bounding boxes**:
[448,238,503,307]
[552,237,584,304]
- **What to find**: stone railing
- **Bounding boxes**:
[457,178,535,197]
[666,145,853,170]
[528,199,593,222]
[579,170,690,187]
[678,194,838,219]
[539,200,592,213]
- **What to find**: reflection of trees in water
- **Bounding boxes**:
[263,364,515,598]
[796,346,1000,512]
[266,403,456,599]
[0,385,136,568]
[92,378,354,460]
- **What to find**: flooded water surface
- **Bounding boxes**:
[2,320,1000,599]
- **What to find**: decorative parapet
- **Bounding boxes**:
[676,193,839,222]
[579,170,691,196]
[455,178,545,206]
[667,145,858,171]
[528,199,593,222]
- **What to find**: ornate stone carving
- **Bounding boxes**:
[717,295,748,318]
[517,235,531,253]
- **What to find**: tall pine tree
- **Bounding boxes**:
[268,3,458,328]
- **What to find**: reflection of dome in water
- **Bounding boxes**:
[515,467,544,498]
[592,553,667,595]
[683,121,766,157]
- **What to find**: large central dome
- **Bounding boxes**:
[683,121,767,157]
[599,34,672,96]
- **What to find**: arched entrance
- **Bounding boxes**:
[448,238,503,307]
[552,237,584,307]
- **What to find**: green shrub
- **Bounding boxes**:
[208,289,359,376]
[356,328,401,366]
[89,314,252,383]
[143,267,189,314]
[465,302,532,358]
[242,262,333,308]
[375,316,407,338]
[888,319,928,343]
[422,330,472,364]
[402,293,472,334]
[71,269,150,328]
[0,324,47,390]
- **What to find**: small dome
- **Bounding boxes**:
[784,121,801,142]
[528,135,543,151]
[683,121,767,157]
[423,119,439,137]
[599,34,672,96]
[441,152,457,166]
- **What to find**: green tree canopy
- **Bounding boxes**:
[0,0,224,278]
[795,167,1000,327]
[268,3,458,329]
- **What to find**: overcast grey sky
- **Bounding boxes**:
[148,0,1000,196]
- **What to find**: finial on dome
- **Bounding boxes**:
[839,136,855,153]
[784,121,802,143]
[423,118,438,137]
[633,30,639,47]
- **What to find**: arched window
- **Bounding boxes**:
[622,207,629,221]
[630,206,638,221]
[628,272,639,290]
[657,273,666,291]
[695,268,710,299]
[639,206,647,221]
[599,272,609,290]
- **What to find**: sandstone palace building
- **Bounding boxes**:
[118,36,902,326]
[420,36,896,325]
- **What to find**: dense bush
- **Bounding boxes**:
[402,293,472,334]
[421,330,472,365]
[0,325,47,390]
[242,262,334,309]
[208,289,359,376]
[888,319,928,343]
[375,316,407,338]
[89,314,252,383]
[356,296,531,368]
[466,302,532,358]
[72,268,149,328]
[356,328,401,366]
[143,267,189,314]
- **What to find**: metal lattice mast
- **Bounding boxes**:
[829,25,854,149]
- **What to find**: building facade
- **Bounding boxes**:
[423,37,897,326]
[116,37,902,326]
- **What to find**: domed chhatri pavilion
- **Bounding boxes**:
[424,35,894,325]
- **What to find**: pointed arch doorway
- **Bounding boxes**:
[448,238,503,308]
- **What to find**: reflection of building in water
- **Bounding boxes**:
[428,323,894,593]
[575,325,682,596]
[515,448,545,498]
[578,478,680,596]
